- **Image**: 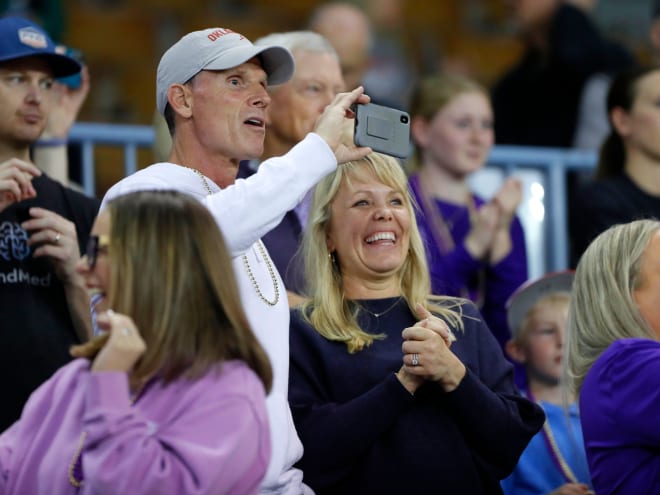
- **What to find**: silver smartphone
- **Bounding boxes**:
[354,103,411,159]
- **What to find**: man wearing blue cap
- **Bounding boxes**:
[0,16,100,431]
[101,26,371,494]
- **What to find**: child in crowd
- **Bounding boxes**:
[502,271,594,495]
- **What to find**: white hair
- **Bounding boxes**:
[255,30,339,60]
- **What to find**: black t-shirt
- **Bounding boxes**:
[570,173,660,265]
[0,175,99,430]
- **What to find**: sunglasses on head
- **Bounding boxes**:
[85,235,110,269]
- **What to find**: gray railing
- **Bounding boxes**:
[69,122,598,275]
[70,122,155,197]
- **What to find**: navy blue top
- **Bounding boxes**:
[289,298,545,494]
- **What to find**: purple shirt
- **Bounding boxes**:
[580,338,660,494]
[409,174,528,349]
[0,359,270,495]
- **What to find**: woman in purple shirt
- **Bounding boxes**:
[407,74,528,350]
[566,219,660,495]
[0,190,272,495]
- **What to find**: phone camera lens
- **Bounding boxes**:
[400,115,409,124]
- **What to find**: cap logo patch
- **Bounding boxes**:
[207,28,244,42]
[18,27,47,49]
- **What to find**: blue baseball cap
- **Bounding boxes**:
[0,16,81,77]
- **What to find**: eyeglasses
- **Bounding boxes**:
[85,235,110,269]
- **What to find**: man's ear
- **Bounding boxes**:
[505,339,527,364]
[167,83,193,119]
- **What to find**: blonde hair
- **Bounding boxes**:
[408,73,489,171]
[300,153,464,352]
[565,219,660,396]
[514,293,570,343]
[72,190,272,391]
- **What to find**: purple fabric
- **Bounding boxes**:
[408,174,529,350]
[579,339,660,495]
[0,359,270,495]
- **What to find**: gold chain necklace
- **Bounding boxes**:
[68,431,87,487]
[187,167,280,306]
[525,389,580,484]
[542,419,580,483]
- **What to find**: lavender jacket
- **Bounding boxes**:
[0,359,270,495]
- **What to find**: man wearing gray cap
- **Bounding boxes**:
[101,27,371,494]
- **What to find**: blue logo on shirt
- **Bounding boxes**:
[0,221,31,261]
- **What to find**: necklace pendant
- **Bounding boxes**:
[360,296,403,319]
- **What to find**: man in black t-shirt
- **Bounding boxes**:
[0,16,99,431]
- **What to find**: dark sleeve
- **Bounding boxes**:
[433,303,545,478]
[550,4,634,75]
[288,311,415,488]
[481,216,529,348]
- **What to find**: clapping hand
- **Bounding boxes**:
[414,304,455,346]
[464,200,499,260]
[399,304,466,393]
[464,177,522,263]
[492,177,522,230]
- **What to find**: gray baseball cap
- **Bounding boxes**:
[506,270,575,338]
[156,27,294,114]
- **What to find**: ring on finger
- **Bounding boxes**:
[53,232,61,244]
[411,353,420,366]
